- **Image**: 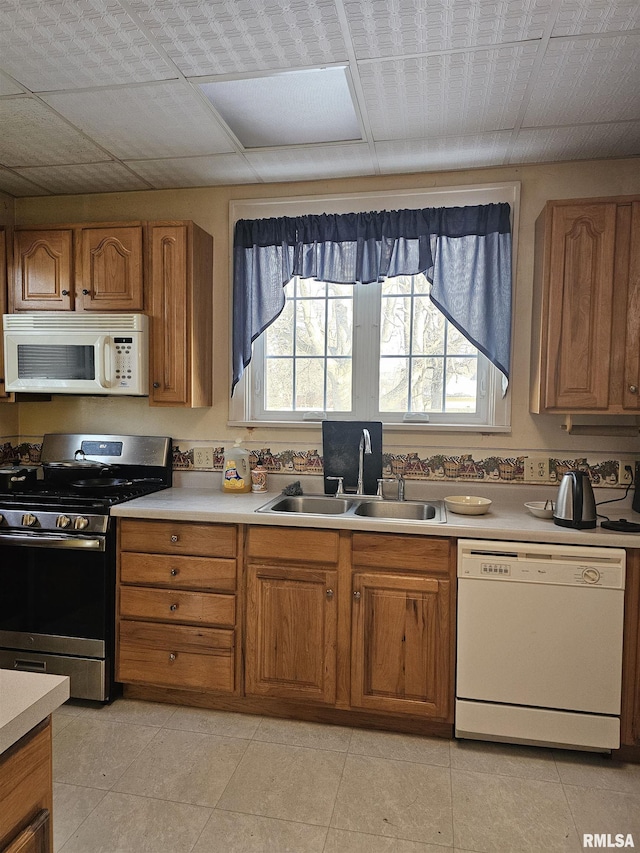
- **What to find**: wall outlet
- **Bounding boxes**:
[193,447,214,469]
[618,461,635,486]
[524,456,550,482]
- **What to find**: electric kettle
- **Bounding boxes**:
[553,470,597,529]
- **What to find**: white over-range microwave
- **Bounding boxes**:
[3,313,149,395]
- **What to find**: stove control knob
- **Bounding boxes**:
[57,515,72,529]
[74,516,90,530]
[22,513,38,527]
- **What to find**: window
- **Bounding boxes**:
[230,183,518,431]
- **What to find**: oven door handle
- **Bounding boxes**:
[0,533,106,551]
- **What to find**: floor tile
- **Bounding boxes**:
[253,716,352,751]
[555,750,640,795]
[217,740,346,825]
[349,728,450,767]
[451,738,559,781]
[55,700,84,717]
[52,717,158,789]
[331,753,453,846]
[57,791,211,853]
[113,728,249,807]
[325,828,453,853]
[51,712,74,737]
[452,768,580,853]
[192,810,327,853]
[75,697,178,727]
[166,705,263,739]
[564,784,640,841]
[53,783,106,853]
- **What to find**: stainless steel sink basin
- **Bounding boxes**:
[256,494,446,523]
[256,495,354,515]
[354,500,444,521]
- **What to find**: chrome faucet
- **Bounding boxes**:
[356,428,371,495]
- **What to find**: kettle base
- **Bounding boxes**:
[553,516,597,530]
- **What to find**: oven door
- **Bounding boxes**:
[0,531,115,701]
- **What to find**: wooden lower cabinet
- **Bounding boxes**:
[0,720,52,853]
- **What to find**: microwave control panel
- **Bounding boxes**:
[114,337,135,387]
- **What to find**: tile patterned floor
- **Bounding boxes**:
[52,699,640,853]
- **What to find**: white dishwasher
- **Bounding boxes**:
[456,539,626,752]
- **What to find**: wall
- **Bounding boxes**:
[10,157,640,479]
[0,190,18,441]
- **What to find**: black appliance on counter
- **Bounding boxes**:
[0,433,172,702]
[633,462,640,515]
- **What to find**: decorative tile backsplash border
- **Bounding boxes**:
[1,438,633,488]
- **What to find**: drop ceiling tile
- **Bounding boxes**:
[126,0,346,76]
[42,82,236,159]
[0,71,24,95]
[125,154,259,187]
[0,97,109,166]
[360,44,539,141]
[0,0,175,92]
[244,143,375,182]
[553,0,640,37]
[510,121,640,163]
[344,0,552,58]
[0,165,50,196]
[523,34,640,126]
[13,161,151,194]
[375,132,512,173]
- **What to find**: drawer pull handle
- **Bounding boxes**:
[170,603,178,611]
[170,568,179,576]
[169,653,176,662]
[170,535,179,543]
[353,591,361,600]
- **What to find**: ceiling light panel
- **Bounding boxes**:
[245,143,375,182]
[0,0,174,91]
[343,0,550,58]
[13,161,150,194]
[199,67,361,148]
[552,0,640,37]
[125,154,259,187]
[43,82,236,159]
[360,44,539,141]
[127,0,346,77]
[0,97,109,167]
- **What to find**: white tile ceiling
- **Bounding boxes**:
[0,0,637,197]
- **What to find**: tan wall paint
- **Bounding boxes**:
[12,157,640,456]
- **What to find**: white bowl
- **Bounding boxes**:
[444,495,492,515]
[525,501,555,519]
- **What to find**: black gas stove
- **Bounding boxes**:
[0,433,172,702]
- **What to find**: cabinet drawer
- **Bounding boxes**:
[120,586,235,627]
[247,526,340,564]
[120,552,236,592]
[118,621,234,693]
[352,533,452,573]
[120,520,236,558]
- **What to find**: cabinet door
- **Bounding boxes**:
[0,231,13,401]
[245,564,337,703]
[622,202,640,411]
[543,203,617,410]
[351,572,451,718]
[79,226,143,311]
[1,810,49,853]
[13,230,73,310]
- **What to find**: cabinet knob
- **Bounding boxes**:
[61,290,69,296]
[353,591,361,600]
[153,382,161,389]
[326,588,334,599]
[169,603,178,612]
[170,568,179,576]
[170,535,178,542]
[630,385,638,394]
[168,653,176,662]
[82,289,90,295]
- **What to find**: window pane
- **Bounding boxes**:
[411,357,444,412]
[413,273,430,294]
[445,357,478,412]
[297,278,326,298]
[264,300,293,356]
[327,299,353,356]
[413,297,445,355]
[265,359,293,410]
[448,324,477,355]
[381,296,411,356]
[295,358,325,409]
[379,357,409,411]
[382,275,413,296]
[326,358,352,410]
[296,300,326,356]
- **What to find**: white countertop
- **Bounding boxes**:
[111,484,640,549]
[0,670,70,755]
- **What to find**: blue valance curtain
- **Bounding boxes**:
[232,202,512,395]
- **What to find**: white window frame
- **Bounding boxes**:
[229,181,519,433]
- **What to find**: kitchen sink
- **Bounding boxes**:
[256,494,446,523]
[256,495,355,515]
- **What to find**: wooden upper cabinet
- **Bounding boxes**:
[0,230,13,402]
[78,226,143,311]
[149,222,213,407]
[13,229,74,310]
[531,196,640,414]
